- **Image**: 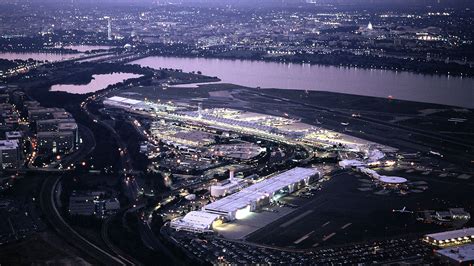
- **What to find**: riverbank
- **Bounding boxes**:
[130,55,474,109]
[143,43,474,78]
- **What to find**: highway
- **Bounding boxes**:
[101,215,142,266]
[39,176,128,265]
[81,82,182,264]
[25,123,96,173]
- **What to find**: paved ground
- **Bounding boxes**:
[246,170,474,249]
[215,206,294,240]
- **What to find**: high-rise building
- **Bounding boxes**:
[0,139,21,169]
[37,131,75,154]
[28,108,65,123]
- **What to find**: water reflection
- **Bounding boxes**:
[131,56,474,108]
[50,73,142,94]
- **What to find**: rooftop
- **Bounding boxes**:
[426,228,474,241]
[379,176,408,184]
[436,244,474,263]
[58,122,78,130]
[204,167,319,213]
[171,211,220,231]
[0,139,19,150]
[106,96,142,105]
[37,131,74,137]
[5,131,22,138]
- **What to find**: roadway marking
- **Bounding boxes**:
[321,221,330,227]
[280,210,313,228]
[341,223,352,229]
[323,232,336,241]
[293,230,314,244]
[312,243,320,247]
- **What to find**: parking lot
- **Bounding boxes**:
[246,169,474,249]
[171,230,431,264]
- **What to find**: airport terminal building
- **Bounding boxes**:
[103,96,151,111]
[171,167,320,233]
[203,167,319,221]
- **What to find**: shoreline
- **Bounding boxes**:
[1,48,472,78]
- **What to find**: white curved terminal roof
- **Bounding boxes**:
[379,176,407,184]
[203,167,319,214]
[108,96,142,105]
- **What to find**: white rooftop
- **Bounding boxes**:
[106,96,142,105]
[0,139,19,150]
[379,176,408,184]
[58,122,78,130]
[339,159,365,168]
[426,228,474,241]
[6,131,22,138]
[171,211,220,231]
[211,178,246,190]
[436,244,474,262]
[204,167,319,214]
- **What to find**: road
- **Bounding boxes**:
[39,176,127,265]
[25,123,96,173]
[102,215,142,266]
[82,83,182,264]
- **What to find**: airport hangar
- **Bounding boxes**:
[171,167,320,233]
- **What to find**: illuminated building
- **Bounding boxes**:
[202,167,320,221]
[170,168,319,233]
[170,211,221,233]
[37,131,75,154]
[367,21,373,30]
[103,96,151,111]
[0,139,21,169]
[423,228,474,247]
[37,119,79,144]
[107,17,112,40]
[210,170,248,197]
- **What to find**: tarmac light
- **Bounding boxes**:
[235,205,251,220]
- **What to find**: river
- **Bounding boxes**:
[130,56,474,108]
